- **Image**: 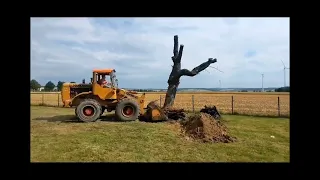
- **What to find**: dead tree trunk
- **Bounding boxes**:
[163,35,218,109]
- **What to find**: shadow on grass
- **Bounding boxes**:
[33,113,119,123]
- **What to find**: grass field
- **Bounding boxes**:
[30,106,290,162]
[30,92,290,117]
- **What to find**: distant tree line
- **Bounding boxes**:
[30,79,65,92]
[275,86,290,92]
[240,87,290,93]
[131,89,164,92]
[30,80,163,92]
[31,79,290,93]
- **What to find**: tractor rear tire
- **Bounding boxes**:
[115,99,140,121]
[76,99,102,122]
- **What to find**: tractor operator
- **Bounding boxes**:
[97,75,110,87]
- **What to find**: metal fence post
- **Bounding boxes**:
[277,96,280,117]
[42,93,44,105]
[58,94,60,107]
[231,96,234,115]
[192,95,195,113]
[159,95,162,106]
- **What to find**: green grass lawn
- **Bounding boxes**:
[30,106,290,162]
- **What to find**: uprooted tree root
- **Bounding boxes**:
[200,105,221,120]
[179,113,237,143]
[164,105,222,121]
[164,108,186,120]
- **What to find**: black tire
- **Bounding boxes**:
[74,108,79,121]
[76,99,102,122]
[115,99,140,121]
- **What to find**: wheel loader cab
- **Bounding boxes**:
[92,69,118,100]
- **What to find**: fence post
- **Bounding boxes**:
[42,93,44,105]
[231,96,234,115]
[278,96,280,117]
[58,94,60,107]
[192,95,195,113]
[159,95,162,106]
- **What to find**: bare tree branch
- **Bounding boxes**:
[173,35,178,57]
[179,58,217,77]
[163,35,218,109]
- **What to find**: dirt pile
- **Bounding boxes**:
[180,113,236,143]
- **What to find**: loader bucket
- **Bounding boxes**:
[140,101,168,122]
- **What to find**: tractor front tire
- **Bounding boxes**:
[115,99,140,121]
[76,99,102,122]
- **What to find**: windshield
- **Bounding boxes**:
[110,71,118,88]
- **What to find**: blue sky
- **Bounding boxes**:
[30,17,290,88]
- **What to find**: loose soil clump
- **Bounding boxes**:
[180,113,236,143]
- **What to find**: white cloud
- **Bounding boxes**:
[30,17,290,88]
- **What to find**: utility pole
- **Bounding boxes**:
[283,67,286,87]
[219,80,221,89]
[261,74,264,92]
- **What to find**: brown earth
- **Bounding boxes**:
[179,113,237,143]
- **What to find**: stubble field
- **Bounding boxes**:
[30,92,290,117]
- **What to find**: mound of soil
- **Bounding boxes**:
[180,113,236,143]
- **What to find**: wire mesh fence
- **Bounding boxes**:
[30,92,290,117]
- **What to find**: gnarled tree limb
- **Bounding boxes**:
[163,35,217,109]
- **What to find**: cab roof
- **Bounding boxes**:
[93,69,115,74]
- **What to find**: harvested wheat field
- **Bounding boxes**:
[30,92,290,117]
[31,92,62,106]
[144,92,290,117]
